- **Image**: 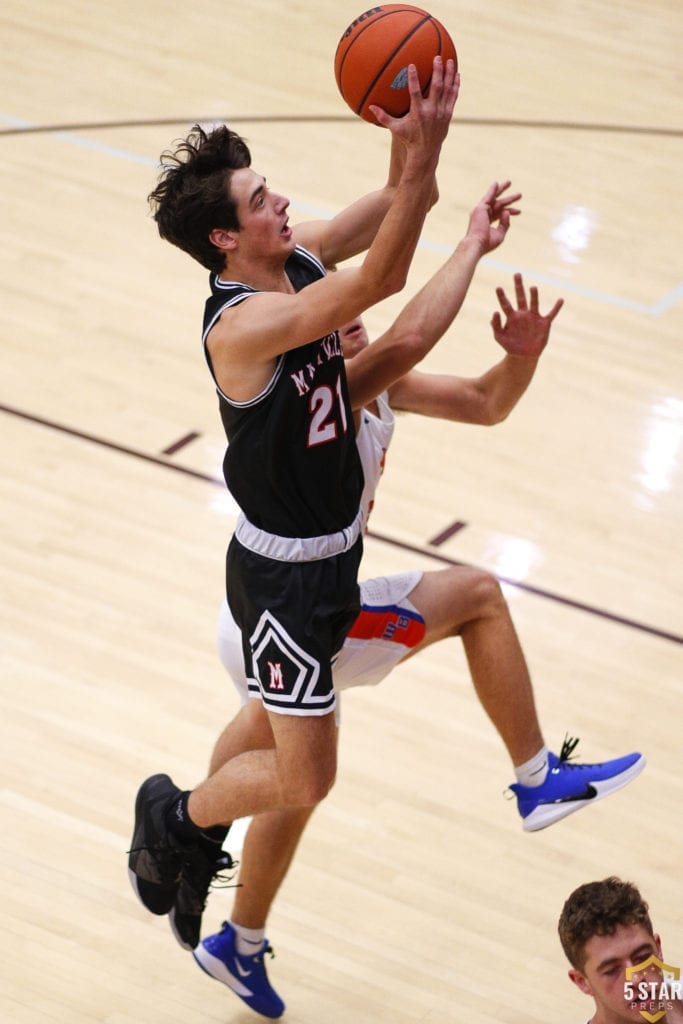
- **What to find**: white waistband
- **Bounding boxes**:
[234,508,363,563]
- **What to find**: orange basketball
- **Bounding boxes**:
[334,5,457,124]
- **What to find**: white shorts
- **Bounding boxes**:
[217,569,425,710]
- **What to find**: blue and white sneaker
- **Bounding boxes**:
[193,921,285,1019]
[510,737,646,832]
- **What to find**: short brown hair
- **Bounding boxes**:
[558,877,654,970]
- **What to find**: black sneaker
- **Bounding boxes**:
[127,773,188,915]
[169,839,236,950]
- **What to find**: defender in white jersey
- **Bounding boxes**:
[190,212,644,1016]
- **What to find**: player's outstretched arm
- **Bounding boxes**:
[352,56,458,296]
[345,180,519,410]
[299,58,457,268]
[294,135,418,266]
[390,273,564,424]
[209,58,457,385]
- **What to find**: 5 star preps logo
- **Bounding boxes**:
[624,954,681,1023]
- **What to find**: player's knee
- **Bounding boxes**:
[284,766,336,807]
[304,773,336,806]
[444,566,506,626]
[277,742,337,806]
[271,707,338,805]
[473,568,505,605]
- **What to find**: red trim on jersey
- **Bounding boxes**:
[346,604,426,648]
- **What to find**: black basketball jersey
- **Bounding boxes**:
[202,246,364,538]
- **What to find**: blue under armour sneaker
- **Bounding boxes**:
[193,921,285,1019]
[510,737,646,832]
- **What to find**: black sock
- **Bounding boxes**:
[165,791,200,844]
[202,823,230,846]
[165,792,230,851]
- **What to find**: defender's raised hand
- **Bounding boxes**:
[491,273,564,359]
[467,181,522,254]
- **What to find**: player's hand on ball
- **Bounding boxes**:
[335,6,458,123]
[370,57,459,152]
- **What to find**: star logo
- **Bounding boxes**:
[624,954,681,1023]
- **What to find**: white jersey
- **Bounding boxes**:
[355,392,395,531]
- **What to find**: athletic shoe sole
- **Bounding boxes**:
[193,943,255,999]
[169,903,195,951]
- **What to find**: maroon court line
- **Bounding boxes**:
[370,527,682,645]
[1,117,681,139]
[1,402,224,486]
[3,400,681,648]
[162,431,201,456]
[428,520,468,546]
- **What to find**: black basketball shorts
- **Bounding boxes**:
[225,534,363,716]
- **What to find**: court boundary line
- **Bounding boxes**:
[2,400,680,647]
[0,114,681,138]
[1,112,680,316]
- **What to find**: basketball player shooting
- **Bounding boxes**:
[128,53,459,971]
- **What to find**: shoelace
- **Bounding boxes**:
[556,735,583,767]
[127,842,183,880]
[179,850,239,909]
[557,733,602,770]
[258,943,275,965]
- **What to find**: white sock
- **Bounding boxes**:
[514,746,550,788]
[232,921,266,956]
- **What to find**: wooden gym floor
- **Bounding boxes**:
[1,1,681,1021]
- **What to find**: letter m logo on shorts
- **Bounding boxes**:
[268,661,285,690]
[249,610,333,714]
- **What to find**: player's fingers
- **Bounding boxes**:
[369,104,393,128]
[500,190,522,206]
[424,55,443,96]
[491,202,521,222]
[545,297,565,321]
[442,60,458,104]
[444,69,460,112]
[513,272,527,309]
[496,286,513,314]
[480,181,499,205]
[529,286,539,313]
[491,311,503,332]
[407,62,423,100]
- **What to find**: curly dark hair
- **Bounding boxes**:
[558,877,654,970]
[147,124,252,273]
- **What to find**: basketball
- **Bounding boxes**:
[334,5,457,124]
